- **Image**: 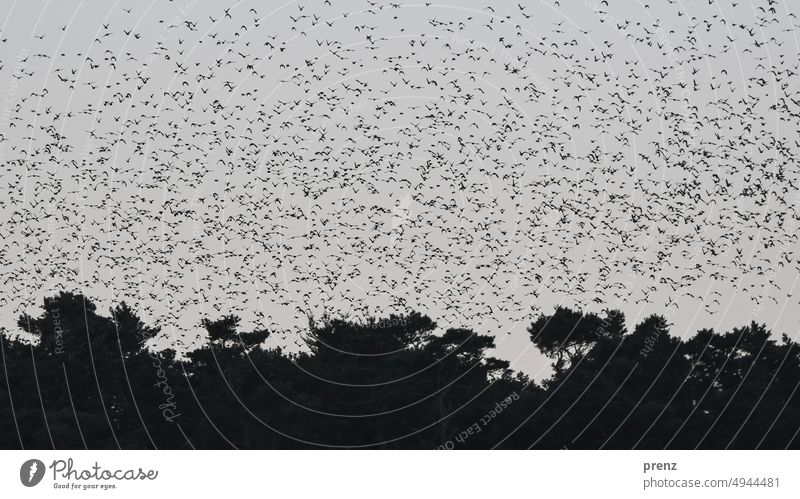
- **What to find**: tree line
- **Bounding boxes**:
[1,292,798,449]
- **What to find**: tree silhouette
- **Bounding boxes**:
[1,292,798,449]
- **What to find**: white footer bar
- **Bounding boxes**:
[1,451,795,497]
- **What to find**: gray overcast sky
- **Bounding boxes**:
[0,0,798,376]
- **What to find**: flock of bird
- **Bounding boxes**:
[0,0,798,356]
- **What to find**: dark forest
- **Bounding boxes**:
[2,292,798,449]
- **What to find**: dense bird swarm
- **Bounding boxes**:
[0,1,798,363]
